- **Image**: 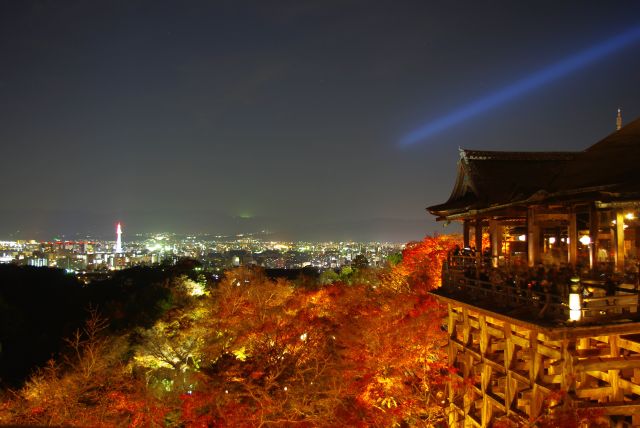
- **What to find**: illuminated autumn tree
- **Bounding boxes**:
[380,234,462,293]
[2,240,464,427]
[0,310,168,427]
[175,267,345,426]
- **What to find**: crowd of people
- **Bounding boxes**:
[449,246,591,299]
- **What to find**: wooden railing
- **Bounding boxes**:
[443,270,567,319]
[441,264,640,323]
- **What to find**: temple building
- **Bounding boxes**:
[428,114,640,427]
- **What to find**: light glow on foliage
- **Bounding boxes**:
[133,354,175,370]
[232,347,248,361]
[183,278,208,296]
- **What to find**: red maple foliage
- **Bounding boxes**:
[11,234,600,427]
[388,234,462,292]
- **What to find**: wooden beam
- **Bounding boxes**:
[577,400,640,416]
[509,369,530,385]
[575,355,640,372]
[510,334,529,349]
[534,213,570,222]
[618,377,640,396]
[486,324,505,339]
[574,386,613,399]
[486,391,506,411]
[537,343,562,360]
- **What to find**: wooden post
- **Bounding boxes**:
[568,209,578,268]
[447,304,458,427]
[479,315,493,427]
[504,325,515,412]
[490,219,501,268]
[475,217,483,267]
[615,211,625,272]
[589,205,599,271]
[462,308,470,346]
[527,207,540,267]
[560,339,576,396]
[634,368,640,426]
[463,219,470,249]
[609,335,623,402]
[577,338,589,389]
[529,333,543,419]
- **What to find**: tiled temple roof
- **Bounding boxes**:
[428,116,640,219]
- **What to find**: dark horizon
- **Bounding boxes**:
[2,1,640,242]
[0,208,431,243]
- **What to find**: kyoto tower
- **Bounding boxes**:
[115,222,123,253]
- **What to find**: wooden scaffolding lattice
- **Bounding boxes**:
[441,297,640,427]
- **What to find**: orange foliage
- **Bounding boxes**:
[0,239,463,427]
[393,234,462,292]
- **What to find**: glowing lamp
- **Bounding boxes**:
[548,237,556,245]
[569,293,582,321]
[518,234,526,242]
[579,235,591,246]
[625,212,635,220]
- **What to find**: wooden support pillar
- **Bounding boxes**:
[481,364,493,427]
[504,326,515,411]
[589,205,599,271]
[463,219,470,248]
[479,315,492,427]
[529,334,543,419]
[447,304,458,427]
[475,217,483,267]
[490,219,501,268]
[527,207,540,267]
[568,209,578,268]
[462,308,470,346]
[462,309,473,423]
[609,335,623,402]
[560,338,576,413]
[633,368,640,426]
[479,315,488,355]
[615,211,625,272]
[577,338,589,389]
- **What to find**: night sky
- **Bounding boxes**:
[2,1,640,242]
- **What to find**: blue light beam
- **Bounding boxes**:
[399,25,640,147]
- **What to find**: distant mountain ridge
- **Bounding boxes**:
[0,209,443,242]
